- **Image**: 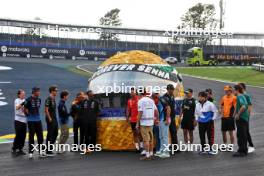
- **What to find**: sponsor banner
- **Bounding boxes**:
[77,49,117,60]
[0,44,117,60]
[41,48,69,55]
[208,54,262,61]
[30,55,44,58]
[91,64,180,82]
[40,47,68,59]
[1,45,30,53]
[1,45,30,57]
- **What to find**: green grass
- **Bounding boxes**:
[177,67,264,87]
[66,66,93,78]
[0,139,9,144]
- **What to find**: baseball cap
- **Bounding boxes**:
[184,88,193,94]
[224,85,232,91]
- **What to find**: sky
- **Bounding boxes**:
[0,0,263,33]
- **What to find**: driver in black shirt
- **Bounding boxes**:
[80,90,100,154]
[45,86,58,156]
[160,84,178,153]
[180,89,196,144]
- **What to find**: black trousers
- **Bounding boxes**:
[198,120,214,151]
[13,120,27,151]
[169,117,178,145]
[28,121,44,154]
[73,118,84,145]
[46,119,58,145]
[236,118,248,154]
[83,121,97,147]
[247,122,254,147]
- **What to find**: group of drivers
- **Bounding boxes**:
[12,82,254,160]
[12,87,99,158]
[126,83,254,160]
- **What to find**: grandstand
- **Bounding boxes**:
[0,18,264,60]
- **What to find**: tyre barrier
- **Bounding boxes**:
[252,64,264,72]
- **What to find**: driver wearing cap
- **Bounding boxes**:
[219,85,236,146]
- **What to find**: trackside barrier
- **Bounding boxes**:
[252,64,264,72]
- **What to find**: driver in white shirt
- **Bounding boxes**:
[137,90,159,160]
[12,89,27,155]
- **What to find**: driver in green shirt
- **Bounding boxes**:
[238,83,255,153]
[233,85,249,157]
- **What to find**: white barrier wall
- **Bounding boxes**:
[252,64,264,72]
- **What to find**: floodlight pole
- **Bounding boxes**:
[219,0,224,45]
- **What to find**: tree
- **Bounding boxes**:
[180,3,219,45]
[99,8,122,40]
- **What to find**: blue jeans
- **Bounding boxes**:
[159,120,169,153]
[153,125,160,152]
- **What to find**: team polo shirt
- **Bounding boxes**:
[160,93,175,119]
[24,96,41,121]
[243,93,252,106]
[182,98,196,120]
[236,95,249,122]
[127,96,139,123]
[220,94,237,118]
[79,99,100,123]
[45,96,57,119]
[138,96,157,126]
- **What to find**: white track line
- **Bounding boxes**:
[0,101,8,106]
[0,66,12,70]
[76,65,94,74]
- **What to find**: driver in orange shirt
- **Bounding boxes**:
[219,86,237,146]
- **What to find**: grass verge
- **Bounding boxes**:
[177,67,264,87]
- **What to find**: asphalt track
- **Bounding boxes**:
[0,57,264,176]
[0,58,89,135]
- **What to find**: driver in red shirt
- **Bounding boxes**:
[126,88,141,150]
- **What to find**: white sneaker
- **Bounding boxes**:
[140,142,144,149]
[28,153,33,159]
[57,150,65,154]
[158,153,170,158]
[140,150,146,155]
[135,143,140,151]
[199,151,207,155]
[208,150,218,155]
[39,152,47,158]
[248,147,255,153]
[46,152,55,157]
[154,151,162,156]
[80,149,92,155]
